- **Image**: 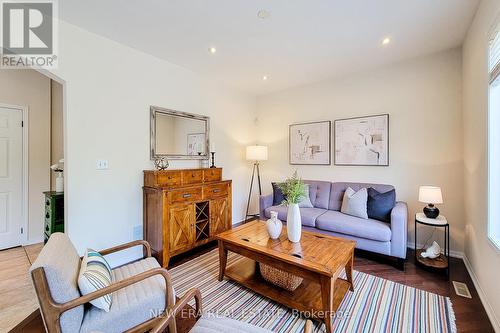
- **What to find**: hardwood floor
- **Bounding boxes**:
[0,243,43,333]
[6,241,495,333]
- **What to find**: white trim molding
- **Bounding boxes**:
[462,254,500,333]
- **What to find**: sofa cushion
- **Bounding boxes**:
[367,188,396,222]
[30,233,83,333]
[340,187,368,219]
[304,180,331,209]
[316,211,392,242]
[329,182,394,211]
[264,206,327,227]
[80,257,169,333]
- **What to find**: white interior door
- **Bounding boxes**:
[0,107,23,249]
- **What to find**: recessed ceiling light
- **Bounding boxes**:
[382,37,391,46]
[262,75,268,81]
[208,46,217,54]
[257,10,270,19]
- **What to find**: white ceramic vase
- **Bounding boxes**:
[287,203,301,242]
[55,172,64,192]
[266,211,282,239]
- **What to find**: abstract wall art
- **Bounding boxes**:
[289,121,331,165]
[334,114,389,166]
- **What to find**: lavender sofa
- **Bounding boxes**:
[259,181,408,261]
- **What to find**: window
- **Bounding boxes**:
[488,22,500,250]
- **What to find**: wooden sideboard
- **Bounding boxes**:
[143,168,232,267]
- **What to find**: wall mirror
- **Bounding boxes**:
[150,106,210,160]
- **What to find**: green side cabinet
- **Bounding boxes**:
[44,191,64,243]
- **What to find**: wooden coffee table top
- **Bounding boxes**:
[216,220,355,277]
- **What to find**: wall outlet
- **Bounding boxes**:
[133,225,143,240]
[96,159,109,170]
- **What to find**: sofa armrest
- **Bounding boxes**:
[259,194,273,218]
[390,201,408,259]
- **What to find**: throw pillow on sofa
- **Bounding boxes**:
[367,188,396,222]
[298,185,314,208]
[341,187,368,219]
[272,182,285,205]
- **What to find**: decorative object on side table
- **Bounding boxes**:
[153,156,169,170]
[414,212,450,278]
[418,186,443,218]
[334,114,389,166]
[245,145,268,220]
[50,159,64,192]
[265,211,282,239]
[289,121,331,165]
[278,171,307,242]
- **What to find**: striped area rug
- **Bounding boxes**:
[169,249,456,333]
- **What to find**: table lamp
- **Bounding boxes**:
[245,145,268,221]
[418,186,443,219]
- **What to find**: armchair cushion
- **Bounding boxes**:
[80,257,170,333]
[30,233,83,333]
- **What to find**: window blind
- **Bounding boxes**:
[490,24,500,84]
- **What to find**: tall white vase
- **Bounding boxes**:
[287,203,301,242]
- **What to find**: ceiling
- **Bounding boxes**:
[60,0,479,96]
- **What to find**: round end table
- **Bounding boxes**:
[414,213,450,278]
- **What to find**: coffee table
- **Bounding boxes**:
[216,220,355,333]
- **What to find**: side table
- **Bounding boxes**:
[414,213,450,278]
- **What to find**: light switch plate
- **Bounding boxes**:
[96,159,109,170]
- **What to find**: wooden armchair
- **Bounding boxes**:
[30,233,177,333]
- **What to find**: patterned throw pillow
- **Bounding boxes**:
[341,187,368,219]
[78,249,113,312]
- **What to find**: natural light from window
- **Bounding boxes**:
[488,23,500,250]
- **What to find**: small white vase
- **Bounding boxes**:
[266,211,282,239]
[287,203,301,243]
[55,173,64,192]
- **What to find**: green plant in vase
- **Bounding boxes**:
[278,171,306,242]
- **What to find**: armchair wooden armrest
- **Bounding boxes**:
[98,239,152,258]
[31,267,175,331]
[150,288,202,333]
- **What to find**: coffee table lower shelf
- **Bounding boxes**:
[224,257,351,318]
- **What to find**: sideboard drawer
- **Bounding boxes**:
[157,172,182,187]
[182,170,203,185]
[168,187,202,204]
[203,168,222,182]
[203,183,228,200]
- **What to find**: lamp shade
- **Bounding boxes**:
[246,145,268,161]
[418,186,443,204]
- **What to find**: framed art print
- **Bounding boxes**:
[289,121,331,165]
[334,114,389,166]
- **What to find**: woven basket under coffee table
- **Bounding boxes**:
[216,220,356,333]
[259,263,303,291]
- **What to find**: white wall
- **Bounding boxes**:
[48,21,256,265]
[0,70,50,244]
[462,0,500,330]
[50,80,64,190]
[256,49,464,253]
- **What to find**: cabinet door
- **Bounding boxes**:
[210,197,230,236]
[168,204,194,253]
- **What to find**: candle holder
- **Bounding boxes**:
[210,152,216,168]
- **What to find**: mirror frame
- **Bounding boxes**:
[150,106,210,160]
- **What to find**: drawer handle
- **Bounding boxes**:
[168,176,172,179]
[46,213,50,219]
[45,225,49,231]
[213,189,220,193]
[46,200,50,206]
[182,194,192,198]
[192,174,195,177]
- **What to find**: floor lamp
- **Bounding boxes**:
[245,145,268,221]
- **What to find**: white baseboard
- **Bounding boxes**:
[462,255,500,333]
[406,241,464,259]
